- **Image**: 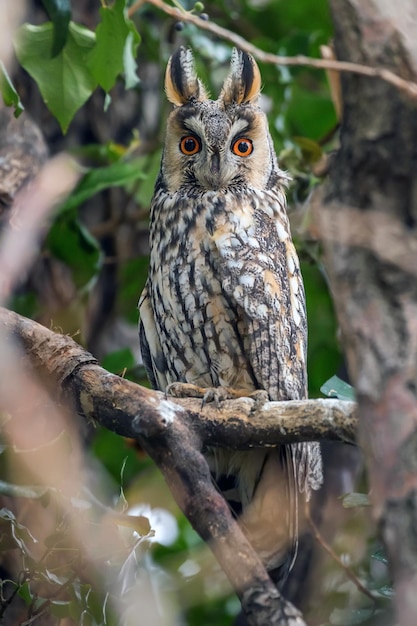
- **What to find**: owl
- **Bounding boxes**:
[139,47,322,580]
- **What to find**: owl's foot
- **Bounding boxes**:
[165,382,210,399]
[247,389,269,405]
[247,389,269,414]
[166,382,236,408]
[165,382,268,410]
[200,386,240,408]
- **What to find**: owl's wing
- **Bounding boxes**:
[213,214,323,495]
[213,222,307,400]
[138,282,169,391]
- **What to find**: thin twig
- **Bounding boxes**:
[128,0,417,102]
[20,571,80,626]
[305,502,376,603]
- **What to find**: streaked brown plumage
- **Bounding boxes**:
[139,47,322,581]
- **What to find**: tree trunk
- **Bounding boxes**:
[317,1,417,624]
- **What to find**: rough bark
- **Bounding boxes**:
[0,307,357,447]
[316,2,417,624]
[0,109,48,212]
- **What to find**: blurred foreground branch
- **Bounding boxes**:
[0,306,357,626]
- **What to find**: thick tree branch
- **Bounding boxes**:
[0,306,357,626]
[0,307,357,447]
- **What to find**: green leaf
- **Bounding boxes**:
[15,22,97,133]
[321,375,356,401]
[41,0,71,56]
[88,0,140,93]
[85,588,108,625]
[377,585,394,597]
[46,211,102,290]
[18,581,34,604]
[57,158,147,214]
[0,62,24,117]
[123,30,141,90]
[115,512,151,536]
[372,548,389,565]
[49,600,73,618]
[74,140,132,163]
[341,492,371,509]
[80,610,94,626]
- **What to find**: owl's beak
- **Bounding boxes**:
[210,151,220,176]
[199,150,226,190]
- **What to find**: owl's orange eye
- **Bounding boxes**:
[232,138,253,157]
[180,136,201,155]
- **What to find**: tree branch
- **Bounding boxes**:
[129,0,417,102]
[0,307,357,447]
[0,306,357,626]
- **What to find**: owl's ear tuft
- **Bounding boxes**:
[165,47,208,106]
[219,48,261,106]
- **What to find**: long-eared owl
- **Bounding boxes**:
[139,47,322,579]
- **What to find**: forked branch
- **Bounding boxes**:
[0,306,357,626]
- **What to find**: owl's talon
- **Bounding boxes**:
[165,382,184,398]
[165,383,249,409]
[165,382,205,398]
[201,388,215,409]
[248,389,269,414]
[201,387,233,409]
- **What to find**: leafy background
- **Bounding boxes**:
[0,0,393,624]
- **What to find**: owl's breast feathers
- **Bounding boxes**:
[142,185,305,396]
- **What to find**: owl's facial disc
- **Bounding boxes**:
[179,104,258,190]
[164,99,273,193]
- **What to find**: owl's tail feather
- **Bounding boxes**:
[286,444,300,574]
[210,447,302,586]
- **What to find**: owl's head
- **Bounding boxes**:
[161,47,282,193]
